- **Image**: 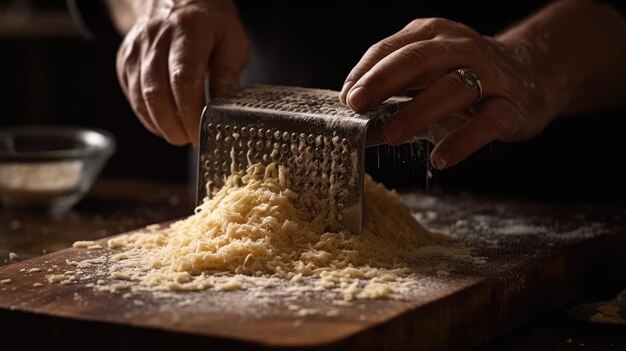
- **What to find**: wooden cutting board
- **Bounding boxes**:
[1,192,625,350]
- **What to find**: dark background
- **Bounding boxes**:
[1,0,625,206]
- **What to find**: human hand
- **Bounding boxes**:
[340,18,560,169]
[116,0,250,145]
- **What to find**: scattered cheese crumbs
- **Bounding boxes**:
[111,272,131,281]
[296,308,319,317]
[356,283,394,299]
[9,252,18,260]
[47,274,66,283]
[109,284,129,291]
[122,293,132,299]
[27,268,41,273]
[1,279,12,284]
[60,279,73,285]
[133,300,145,306]
[215,280,243,291]
[32,283,44,287]
[326,309,340,317]
[64,270,75,275]
[72,241,97,248]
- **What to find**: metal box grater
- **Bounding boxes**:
[197,85,414,234]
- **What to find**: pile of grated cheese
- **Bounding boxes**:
[80,162,475,300]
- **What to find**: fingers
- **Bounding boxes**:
[116,32,160,136]
[382,70,480,145]
[209,20,250,98]
[345,40,476,112]
[339,21,437,104]
[430,98,520,169]
[140,26,189,145]
[169,18,213,146]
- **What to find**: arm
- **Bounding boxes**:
[497,0,626,115]
[340,0,626,169]
[106,0,250,145]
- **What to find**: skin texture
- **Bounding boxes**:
[109,0,626,168]
[340,0,626,169]
[112,0,250,145]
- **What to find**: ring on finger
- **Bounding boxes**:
[454,68,483,103]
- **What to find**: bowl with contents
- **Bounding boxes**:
[0,125,115,214]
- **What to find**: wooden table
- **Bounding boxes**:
[0,179,194,266]
[1,179,625,350]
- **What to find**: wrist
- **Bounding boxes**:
[495,34,566,124]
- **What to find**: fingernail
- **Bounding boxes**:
[347,86,368,112]
[339,80,353,105]
[431,152,448,170]
[382,120,404,145]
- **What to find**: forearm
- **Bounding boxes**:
[497,0,626,116]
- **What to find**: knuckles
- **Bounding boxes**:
[169,8,208,30]
[140,85,168,103]
[170,66,202,88]
[397,43,428,67]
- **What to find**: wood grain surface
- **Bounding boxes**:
[1,182,625,350]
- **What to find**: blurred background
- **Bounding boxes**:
[1,0,625,205]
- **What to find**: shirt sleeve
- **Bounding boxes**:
[66,0,120,40]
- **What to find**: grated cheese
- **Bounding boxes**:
[73,241,97,248]
[96,162,456,300]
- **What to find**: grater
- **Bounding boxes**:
[197,85,465,234]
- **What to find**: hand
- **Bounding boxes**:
[116,0,250,145]
[340,18,559,169]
